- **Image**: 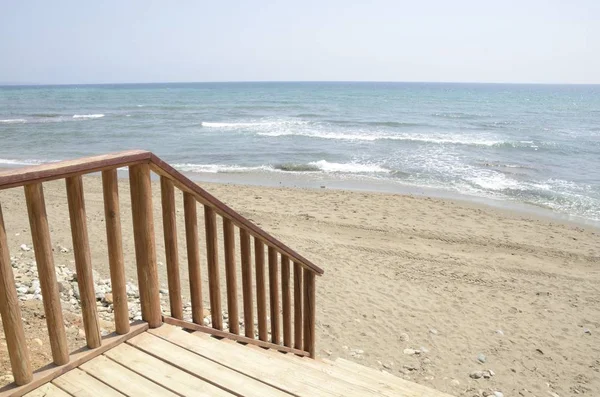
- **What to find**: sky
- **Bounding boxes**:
[0,0,598,85]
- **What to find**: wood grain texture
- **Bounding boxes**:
[160,176,183,320]
[161,316,310,357]
[281,255,292,348]
[106,343,232,397]
[0,203,32,385]
[303,270,316,358]
[52,368,125,397]
[183,192,203,324]
[66,176,101,349]
[0,150,151,190]
[101,170,129,335]
[268,247,281,345]
[222,218,239,334]
[293,262,303,350]
[0,322,148,397]
[239,229,254,338]
[24,383,70,397]
[254,238,268,342]
[149,155,323,275]
[129,164,161,328]
[204,205,222,330]
[24,183,69,366]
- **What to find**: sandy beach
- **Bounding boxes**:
[0,176,598,396]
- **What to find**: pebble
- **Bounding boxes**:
[20,244,31,251]
[403,348,417,355]
[104,293,114,304]
[469,370,483,379]
[33,338,43,347]
[496,329,504,335]
[583,328,591,335]
[398,333,410,342]
[477,353,487,363]
[450,379,460,386]
[429,328,438,335]
[494,392,504,397]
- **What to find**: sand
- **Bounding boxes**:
[0,176,598,396]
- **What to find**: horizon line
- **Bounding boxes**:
[1,80,600,87]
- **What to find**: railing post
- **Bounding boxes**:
[281,255,292,348]
[254,238,268,342]
[129,164,161,328]
[240,229,254,338]
[102,169,130,335]
[66,176,101,348]
[204,206,222,330]
[184,192,203,324]
[223,218,239,334]
[303,269,316,358]
[293,262,303,350]
[160,176,183,320]
[268,247,280,345]
[0,202,32,385]
[24,183,70,365]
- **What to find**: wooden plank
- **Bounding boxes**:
[105,343,232,397]
[0,203,32,385]
[204,206,222,330]
[129,164,161,328]
[52,368,125,397]
[162,316,309,357]
[303,270,316,358]
[0,322,148,397]
[183,192,203,324]
[268,247,281,345]
[293,262,303,350]
[281,255,292,348]
[24,183,69,365]
[66,175,101,349]
[239,229,254,338]
[101,170,129,335]
[129,332,289,396]
[80,355,178,396]
[153,325,378,397]
[24,383,71,397]
[0,150,151,190]
[254,238,268,342]
[222,218,239,334]
[149,156,323,276]
[160,176,183,320]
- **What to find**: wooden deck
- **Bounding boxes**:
[18,324,453,397]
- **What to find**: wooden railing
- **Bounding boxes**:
[0,150,323,390]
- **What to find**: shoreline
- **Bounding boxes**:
[177,169,600,231]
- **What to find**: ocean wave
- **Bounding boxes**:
[31,113,61,118]
[0,158,46,166]
[73,114,105,119]
[201,120,307,128]
[0,118,26,124]
[174,160,390,175]
[432,112,492,120]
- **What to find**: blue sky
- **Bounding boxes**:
[0,0,598,84]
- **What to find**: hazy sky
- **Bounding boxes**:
[1,0,598,84]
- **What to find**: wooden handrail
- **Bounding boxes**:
[0,150,323,389]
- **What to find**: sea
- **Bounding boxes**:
[1,82,599,225]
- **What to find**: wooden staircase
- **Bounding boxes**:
[0,151,453,396]
[26,323,453,397]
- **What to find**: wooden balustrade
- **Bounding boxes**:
[0,150,323,389]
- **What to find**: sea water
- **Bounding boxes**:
[1,82,599,223]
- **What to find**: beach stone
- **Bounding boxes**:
[450,379,460,387]
[494,392,504,397]
[159,288,168,295]
[203,308,211,318]
[16,286,28,294]
[583,328,591,335]
[398,333,410,342]
[496,329,504,335]
[403,348,417,355]
[58,245,70,253]
[477,353,487,363]
[469,370,483,379]
[429,328,438,335]
[20,244,31,251]
[104,293,113,304]
[58,281,70,293]
[33,338,43,347]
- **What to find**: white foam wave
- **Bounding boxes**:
[0,119,26,124]
[174,160,389,175]
[0,158,46,166]
[73,114,105,119]
[258,130,501,146]
[202,120,308,129]
[308,160,390,173]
